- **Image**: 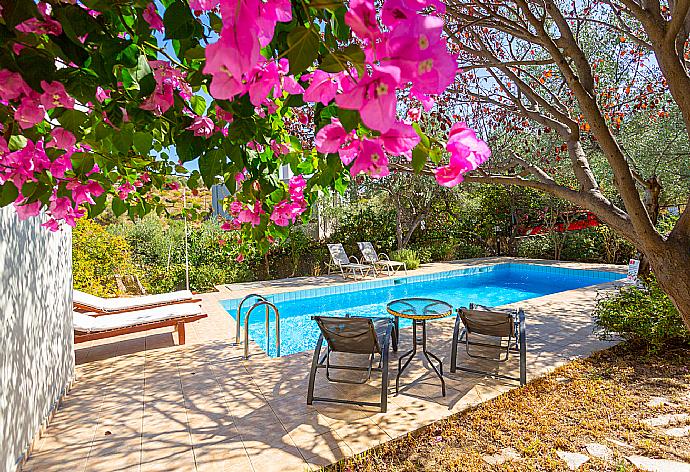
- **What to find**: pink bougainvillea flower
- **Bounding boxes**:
[66,181,94,205]
[336,65,401,133]
[85,181,105,198]
[410,87,436,111]
[282,75,304,95]
[42,218,61,231]
[13,196,42,220]
[48,194,73,221]
[411,41,458,95]
[215,106,234,124]
[236,253,245,263]
[315,119,349,153]
[187,115,215,137]
[385,15,457,94]
[434,122,491,187]
[350,138,390,178]
[14,96,45,129]
[381,0,446,27]
[288,174,306,203]
[205,0,262,84]
[117,181,135,199]
[15,17,62,36]
[247,60,282,106]
[189,0,220,11]
[270,199,305,227]
[407,107,421,121]
[270,139,290,155]
[255,0,292,46]
[345,0,381,41]
[379,121,420,155]
[95,86,111,102]
[141,61,190,115]
[47,128,76,150]
[237,200,265,226]
[0,69,29,103]
[40,81,75,110]
[93,86,110,103]
[142,3,164,32]
[49,155,73,178]
[303,70,343,106]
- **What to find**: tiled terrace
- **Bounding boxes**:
[22,258,625,472]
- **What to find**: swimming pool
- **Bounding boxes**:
[221,263,623,357]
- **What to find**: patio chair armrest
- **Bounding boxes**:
[349,255,361,264]
[378,252,391,261]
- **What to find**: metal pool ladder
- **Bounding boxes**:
[235,294,281,359]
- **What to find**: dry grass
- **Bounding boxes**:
[325,343,690,471]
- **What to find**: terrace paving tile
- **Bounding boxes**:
[22,258,625,471]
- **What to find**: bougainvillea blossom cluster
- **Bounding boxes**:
[0,0,490,239]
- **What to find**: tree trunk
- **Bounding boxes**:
[639,175,663,276]
[649,243,690,331]
[395,198,404,250]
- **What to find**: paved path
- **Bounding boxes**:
[23,258,624,471]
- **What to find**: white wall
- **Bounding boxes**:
[0,207,74,472]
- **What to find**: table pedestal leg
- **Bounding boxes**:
[395,319,446,397]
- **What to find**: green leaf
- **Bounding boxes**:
[133,132,153,154]
[308,0,343,10]
[16,49,56,88]
[337,108,360,131]
[429,147,442,164]
[112,197,127,217]
[199,148,226,188]
[283,94,305,108]
[287,26,320,75]
[8,135,28,151]
[71,152,95,174]
[114,124,134,154]
[320,44,364,73]
[411,146,428,173]
[57,109,87,133]
[0,182,20,206]
[164,1,196,40]
[413,123,431,148]
[190,95,207,115]
[87,193,107,218]
[184,46,206,60]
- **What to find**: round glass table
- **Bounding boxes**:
[386,298,453,396]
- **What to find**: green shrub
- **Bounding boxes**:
[392,249,421,270]
[594,277,690,350]
[413,246,433,264]
[517,235,553,259]
[72,219,138,296]
[454,242,486,259]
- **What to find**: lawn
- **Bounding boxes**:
[324,343,690,471]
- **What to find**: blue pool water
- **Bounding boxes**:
[221,263,623,357]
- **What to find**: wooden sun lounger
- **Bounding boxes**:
[73,304,207,345]
[73,289,200,314]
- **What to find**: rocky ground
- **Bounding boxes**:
[324,342,690,471]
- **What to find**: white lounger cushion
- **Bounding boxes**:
[73,303,203,333]
[74,289,194,312]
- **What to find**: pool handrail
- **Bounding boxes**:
[243,300,281,359]
[235,294,267,344]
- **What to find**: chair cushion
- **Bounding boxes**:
[73,303,203,333]
[73,289,194,311]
